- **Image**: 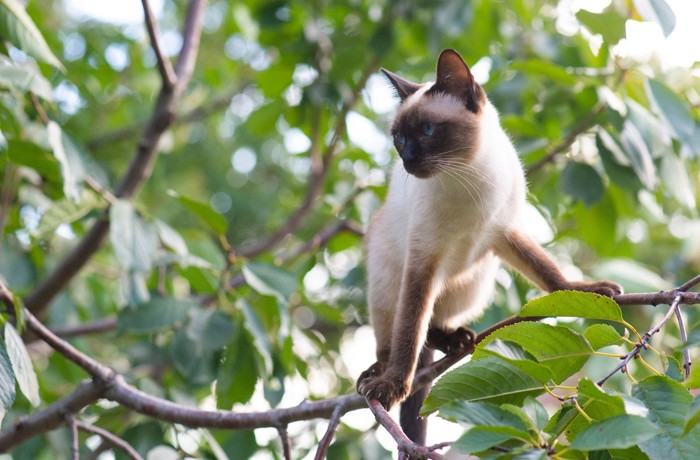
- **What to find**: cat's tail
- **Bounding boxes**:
[399,346,433,445]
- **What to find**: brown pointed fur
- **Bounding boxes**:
[357,50,622,443]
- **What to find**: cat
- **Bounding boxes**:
[356,49,622,444]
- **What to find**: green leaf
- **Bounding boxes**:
[520,290,624,323]
[0,339,16,424]
[48,121,88,201]
[511,60,577,85]
[117,297,195,334]
[169,191,228,235]
[242,261,297,301]
[584,324,623,350]
[0,0,64,69]
[4,323,39,406]
[475,339,555,383]
[240,299,273,375]
[6,139,60,181]
[684,396,700,435]
[452,428,519,454]
[633,0,676,36]
[186,309,236,351]
[155,220,188,256]
[576,8,626,44]
[522,397,549,431]
[647,80,696,149]
[110,200,158,273]
[170,328,210,382]
[633,376,700,459]
[478,322,594,383]
[660,152,696,210]
[422,357,546,414]
[216,324,258,408]
[0,64,53,100]
[440,400,531,433]
[571,415,660,450]
[566,378,628,441]
[560,162,605,206]
[36,190,104,238]
[620,120,657,189]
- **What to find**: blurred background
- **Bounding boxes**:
[1,0,699,458]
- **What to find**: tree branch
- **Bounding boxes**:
[23,0,208,315]
[75,420,144,460]
[141,0,176,88]
[238,57,380,259]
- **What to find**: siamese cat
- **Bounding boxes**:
[357,49,622,442]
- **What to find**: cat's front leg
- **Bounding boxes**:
[357,259,437,410]
[494,229,623,297]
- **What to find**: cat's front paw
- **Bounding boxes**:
[357,372,409,410]
[568,280,623,298]
[427,326,476,356]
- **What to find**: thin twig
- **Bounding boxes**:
[141,0,177,88]
[526,102,606,175]
[678,274,700,292]
[49,317,118,338]
[366,399,448,460]
[65,413,79,460]
[0,163,19,239]
[277,425,292,460]
[75,420,144,460]
[238,56,381,259]
[597,294,682,386]
[674,307,691,379]
[314,405,344,460]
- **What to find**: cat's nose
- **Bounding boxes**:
[399,141,419,163]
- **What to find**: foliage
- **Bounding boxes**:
[0,0,699,458]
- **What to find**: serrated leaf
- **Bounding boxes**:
[170,328,209,382]
[0,64,53,100]
[584,324,623,350]
[633,0,676,36]
[0,339,16,423]
[567,379,628,441]
[633,376,700,459]
[169,191,228,235]
[120,271,150,307]
[6,139,60,181]
[475,339,555,383]
[4,323,39,406]
[48,121,87,201]
[520,291,623,323]
[571,414,660,450]
[155,220,188,256]
[242,261,297,301]
[422,357,546,414]
[117,297,195,334]
[560,162,604,206]
[0,0,64,69]
[576,9,626,44]
[479,322,594,383]
[216,323,258,408]
[110,200,158,273]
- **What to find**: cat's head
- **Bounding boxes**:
[383,49,486,178]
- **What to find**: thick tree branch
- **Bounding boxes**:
[23,0,207,315]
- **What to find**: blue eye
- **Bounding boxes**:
[422,122,435,136]
[394,133,406,145]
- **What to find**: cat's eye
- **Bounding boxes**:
[394,133,406,145]
[422,122,436,136]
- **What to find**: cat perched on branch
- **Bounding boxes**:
[357,49,622,444]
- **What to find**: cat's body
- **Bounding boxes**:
[357,49,622,442]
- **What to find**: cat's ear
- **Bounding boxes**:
[433,49,484,113]
[381,68,421,102]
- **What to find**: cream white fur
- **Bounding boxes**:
[367,95,526,349]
